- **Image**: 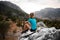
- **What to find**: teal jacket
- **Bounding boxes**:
[28,18,37,30]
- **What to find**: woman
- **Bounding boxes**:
[28,13,37,32]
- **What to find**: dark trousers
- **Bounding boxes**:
[30,29,36,32]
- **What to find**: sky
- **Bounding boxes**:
[0,0,60,14]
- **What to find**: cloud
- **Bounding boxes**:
[27,0,60,8]
[0,0,60,8]
[0,0,60,13]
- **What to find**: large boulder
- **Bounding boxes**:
[20,27,60,40]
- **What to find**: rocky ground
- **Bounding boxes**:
[19,22,60,40]
[19,27,60,40]
[3,22,60,40]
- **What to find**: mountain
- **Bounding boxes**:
[35,8,60,20]
[0,1,28,20]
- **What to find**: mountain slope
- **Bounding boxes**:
[35,8,60,20]
[0,1,28,20]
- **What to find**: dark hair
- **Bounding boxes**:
[30,12,34,18]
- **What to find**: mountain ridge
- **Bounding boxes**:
[0,1,28,20]
[35,8,60,21]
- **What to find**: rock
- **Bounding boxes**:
[20,27,60,40]
[37,21,47,27]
